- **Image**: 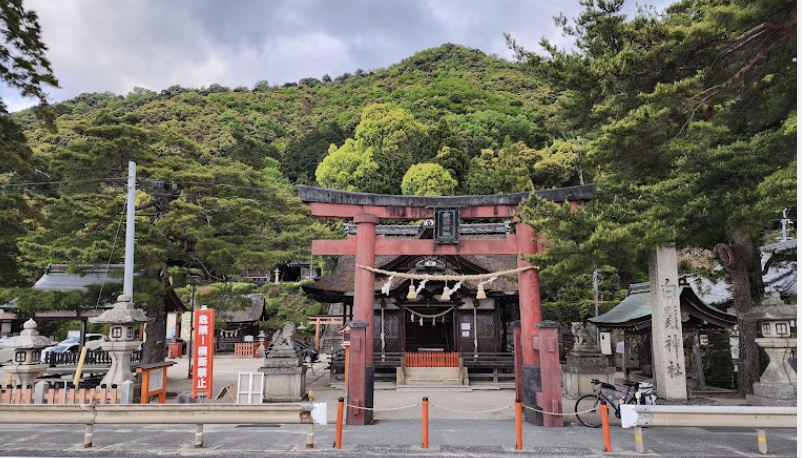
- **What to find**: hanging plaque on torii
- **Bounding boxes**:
[434,208,459,244]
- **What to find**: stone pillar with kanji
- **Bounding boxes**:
[649,245,687,401]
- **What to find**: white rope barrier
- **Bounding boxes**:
[430,402,512,414]
[343,400,579,417]
[357,265,537,282]
[346,403,419,412]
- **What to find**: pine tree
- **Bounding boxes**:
[513,0,796,394]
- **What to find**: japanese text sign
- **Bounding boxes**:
[192,308,215,399]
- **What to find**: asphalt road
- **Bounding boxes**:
[0,420,796,457]
[0,354,796,457]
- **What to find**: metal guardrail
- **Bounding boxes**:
[0,403,327,448]
[621,404,797,455]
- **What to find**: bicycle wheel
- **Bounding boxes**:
[575,394,604,427]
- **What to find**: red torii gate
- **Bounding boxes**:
[298,185,596,426]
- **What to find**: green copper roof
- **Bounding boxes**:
[590,283,651,329]
[589,281,736,331]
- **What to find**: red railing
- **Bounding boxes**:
[233,342,266,358]
[404,352,461,367]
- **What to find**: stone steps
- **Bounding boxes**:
[396,384,472,392]
[402,378,465,385]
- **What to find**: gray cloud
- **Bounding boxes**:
[1,0,669,111]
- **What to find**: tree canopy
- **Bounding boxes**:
[0,0,58,123]
[0,0,59,286]
[401,163,457,196]
[512,0,796,393]
[14,116,337,362]
[2,3,795,381]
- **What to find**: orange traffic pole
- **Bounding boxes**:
[600,403,612,453]
[334,397,344,449]
[515,398,523,450]
[421,397,429,449]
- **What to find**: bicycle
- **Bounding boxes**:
[574,378,653,428]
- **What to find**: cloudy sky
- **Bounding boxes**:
[2,0,669,112]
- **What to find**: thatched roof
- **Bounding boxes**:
[215,293,267,323]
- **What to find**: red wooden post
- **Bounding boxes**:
[313,317,321,350]
[516,221,545,425]
[516,221,541,366]
[346,321,372,425]
[537,321,563,427]
[346,214,378,425]
[353,214,378,362]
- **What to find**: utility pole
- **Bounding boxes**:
[124,161,136,299]
[187,276,198,379]
[593,269,600,344]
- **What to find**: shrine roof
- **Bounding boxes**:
[1,264,186,316]
[589,280,736,332]
[33,264,126,292]
[588,283,652,331]
[215,293,266,323]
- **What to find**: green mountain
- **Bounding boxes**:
[15,43,564,190]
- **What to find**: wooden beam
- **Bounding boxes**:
[312,235,519,256]
[308,202,520,220]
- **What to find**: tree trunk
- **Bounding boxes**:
[142,298,168,365]
[713,235,763,395]
[141,267,169,365]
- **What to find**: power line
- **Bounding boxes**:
[0,178,116,189]
[0,177,299,196]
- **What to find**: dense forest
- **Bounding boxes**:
[0,0,796,393]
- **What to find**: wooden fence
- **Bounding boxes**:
[0,381,133,405]
[404,352,461,367]
[233,342,267,358]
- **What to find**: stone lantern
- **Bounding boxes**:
[0,319,54,387]
[90,294,151,387]
[743,289,796,406]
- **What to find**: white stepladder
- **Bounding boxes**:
[237,372,265,404]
